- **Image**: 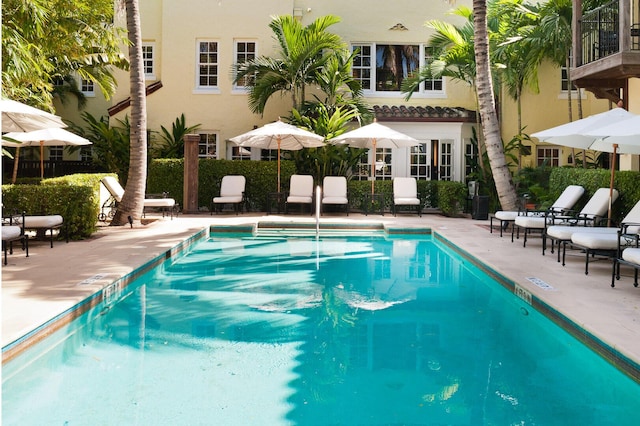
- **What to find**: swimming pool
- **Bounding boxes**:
[3,231,640,425]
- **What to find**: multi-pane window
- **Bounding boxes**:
[231,146,251,160]
[375,148,392,180]
[80,79,95,96]
[142,43,155,79]
[197,41,218,88]
[423,47,443,92]
[560,67,578,92]
[80,146,92,162]
[410,143,428,179]
[198,133,217,158]
[537,147,560,166]
[464,141,478,179]
[352,154,370,181]
[352,44,372,90]
[439,142,453,181]
[49,147,63,161]
[260,149,278,161]
[234,41,256,88]
[352,43,420,92]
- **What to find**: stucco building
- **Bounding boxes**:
[53,0,637,181]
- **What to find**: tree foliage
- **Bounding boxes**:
[2,0,128,110]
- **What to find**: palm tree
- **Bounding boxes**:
[111,0,147,226]
[491,0,542,170]
[473,0,519,210]
[234,14,344,115]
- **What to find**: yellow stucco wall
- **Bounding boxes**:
[52,0,636,171]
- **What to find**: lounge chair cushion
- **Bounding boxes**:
[514,215,551,229]
[101,176,125,203]
[549,185,585,212]
[19,215,64,229]
[494,211,520,221]
[2,226,22,241]
[546,225,617,241]
[395,197,421,206]
[622,248,640,265]
[571,232,620,250]
[143,198,177,208]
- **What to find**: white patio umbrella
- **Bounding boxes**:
[229,119,325,192]
[1,99,66,132]
[530,108,635,149]
[329,120,420,194]
[2,127,91,181]
[532,108,640,225]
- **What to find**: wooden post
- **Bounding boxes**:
[183,134,200,213]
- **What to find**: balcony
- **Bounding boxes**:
[572,0,640,103]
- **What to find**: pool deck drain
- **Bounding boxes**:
[3,212,640,383]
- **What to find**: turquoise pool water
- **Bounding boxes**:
[3,232,640,425]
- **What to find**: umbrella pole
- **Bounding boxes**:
[607,144,618,227]
[40,140,44,179]
[277,137,281,193]
[12,146,20,184]
[371,139,376,196]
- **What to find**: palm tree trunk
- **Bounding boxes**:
[112,0,147,226]
[473,0,518,211]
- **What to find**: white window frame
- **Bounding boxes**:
[233,40,257,92]
[537,146,560,167]
[410,143,429,179]
[559,65,587,99]
[80,78,95,97]
[351,42,446,98]
[49,146,63,161]
[195,40,220,94]
[142,42,156,80]
[198,133,219,158]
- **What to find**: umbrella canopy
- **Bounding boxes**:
[1,99,66,132]
[329,121,420,194]
[229,119,325,192]
[532,108,640,225]
[3,127,91,181]
[584,115,640,155]
[530,108,635,149]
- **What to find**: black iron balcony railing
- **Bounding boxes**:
[580,0,640,66]
[581,0,620,64]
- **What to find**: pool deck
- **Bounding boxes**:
[3,212,640,375]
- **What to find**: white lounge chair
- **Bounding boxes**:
[321,176,349,215]
[212,175,246,215]
[566,201,640,274]
[544,187,619,259]
[392,177,421,216]
[2,212,28,264]
[512,185,585,248]
[612,245,640,288]
[285,174,314,214]
[490,196,531,237]
[101,176,177,219]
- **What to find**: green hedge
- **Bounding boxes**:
[147,158,297,211]
[2,173,114,239]
[549,167,640,225]
[148,159,467,215]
